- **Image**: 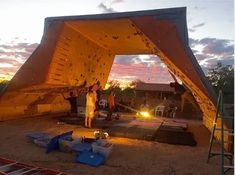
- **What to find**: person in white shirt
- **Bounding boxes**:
[85,86,96,128]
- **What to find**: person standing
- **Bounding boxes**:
[85,86,96,128]
[106,90,115,121]
[62,91,78,116]
[61,81,87,116]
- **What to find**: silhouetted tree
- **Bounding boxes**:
[207,62,234,103]
[103,80,136,98]
[0,80,9,94]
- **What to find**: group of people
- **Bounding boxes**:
[86,86,116,127]
[62,81,116,128]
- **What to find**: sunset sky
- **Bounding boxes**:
[0,0,234,84]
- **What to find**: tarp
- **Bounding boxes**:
[0,7,218,133]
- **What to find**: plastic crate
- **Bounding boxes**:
[59,138,82,153]
[75,151,105,167]
[72,142,92,153]
[26,132,52,143]
[92,140,113,159]
[34,136,52,148]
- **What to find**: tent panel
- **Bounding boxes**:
[46,22,115,88]
[130,16,210,98]
[66,19,152,54]
[4,22,64,92]
[130,16,217,131]
[0,8,219,136]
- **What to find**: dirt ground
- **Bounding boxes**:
[0,114,232,175]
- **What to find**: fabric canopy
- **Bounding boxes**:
[0,7,218,133]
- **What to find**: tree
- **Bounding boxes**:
[103,80,136,98]
[0,80,9,94]
[129,79,145,88]
[207,62,234,103]
[122,87,136,98]
[103,80,122,96]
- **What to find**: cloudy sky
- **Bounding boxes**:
[0,0,234,83]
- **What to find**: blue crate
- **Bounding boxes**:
[46,131,73,153]
[72,143,92,153]
[27,131,74,153]
[59,131,73,141]
[46,135,60,153]
[75,151,105,167]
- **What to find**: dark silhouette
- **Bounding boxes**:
[62,91,78,115]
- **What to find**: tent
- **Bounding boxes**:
[0,7,219,133]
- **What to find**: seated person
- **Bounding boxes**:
[166,100,177,118]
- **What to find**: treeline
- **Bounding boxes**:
[207,62,234,104]
[0,62,233,104]
[0,80,9,94]
[102,80,136,98]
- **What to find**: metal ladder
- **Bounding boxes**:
[0,157,69,175]
[207,90,234,174]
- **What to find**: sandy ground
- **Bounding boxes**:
[0,115,232,175]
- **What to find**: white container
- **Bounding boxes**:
[92,139,113,159]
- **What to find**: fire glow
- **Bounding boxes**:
[136,111,151,119]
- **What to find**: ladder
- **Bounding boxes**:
[0,157,69,175]
[207,90,234,174]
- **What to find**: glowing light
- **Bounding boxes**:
[136,111,151,118]
[140,111,150,118]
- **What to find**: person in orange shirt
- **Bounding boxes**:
[106,90,115,121]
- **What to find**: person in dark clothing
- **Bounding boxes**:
[62,91,78,115]
[61,81,87,116]
[94,81,101,111]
